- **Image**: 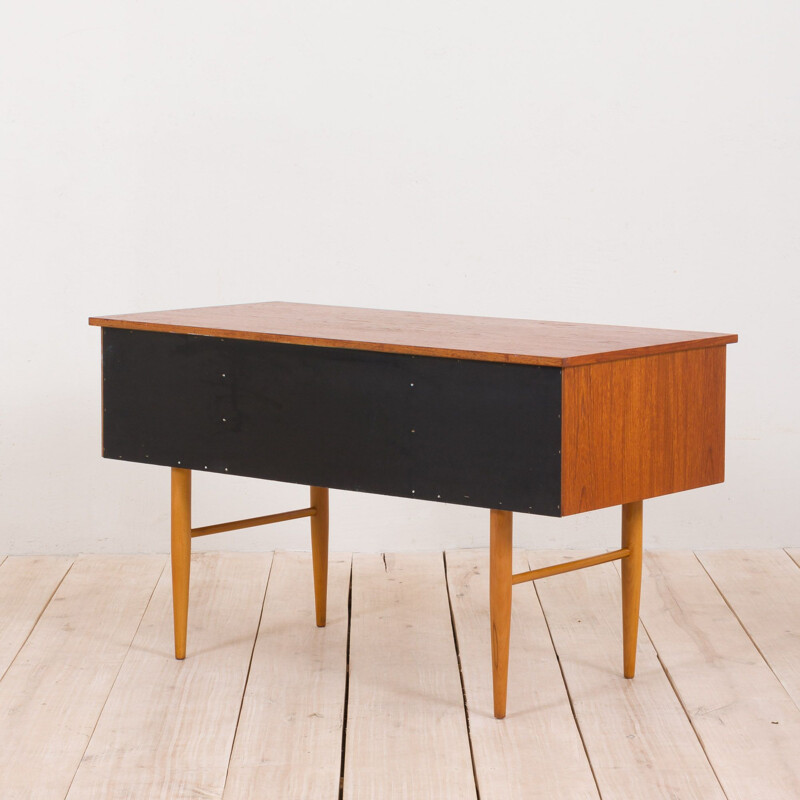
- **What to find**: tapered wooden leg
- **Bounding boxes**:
[621,500,643,678]
[490,509,513,719]
[310,486,329,627]
[171,468,191,660]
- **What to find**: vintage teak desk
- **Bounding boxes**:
[89,302,737,719]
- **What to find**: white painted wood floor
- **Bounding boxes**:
[1,549,799,799]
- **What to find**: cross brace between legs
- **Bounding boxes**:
[511,547,630,585]
[190,507,317,538]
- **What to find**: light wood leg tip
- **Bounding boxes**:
[621,501,642,684]
[310,486,329,633]
[171,468,191,668]
[490,508,513,722]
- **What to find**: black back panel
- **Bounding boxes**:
[102,328,562,515]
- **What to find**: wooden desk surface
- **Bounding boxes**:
[89,302,737,368]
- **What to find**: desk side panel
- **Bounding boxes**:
[561,346,727,515]
[101,329,562,516]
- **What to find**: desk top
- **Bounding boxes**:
[89,301,737,367]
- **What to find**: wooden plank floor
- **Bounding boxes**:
[0,549,798,799]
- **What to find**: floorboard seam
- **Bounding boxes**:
[337,560,353,800]
[62,555,168,800]
[0,556,76,685]
[611,555,732,798]
[220,552,276,797]
[651,645,731,800]
[442,552,481,800]
[528,553,604,800]
[693,552,800,712]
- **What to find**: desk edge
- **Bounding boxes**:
[88,316,738,368]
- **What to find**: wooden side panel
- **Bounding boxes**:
[561,346,727,515]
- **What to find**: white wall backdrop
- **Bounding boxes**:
[1,1,798,554]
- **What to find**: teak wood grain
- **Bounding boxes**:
[89,301,737,367]
[561,345,727,515]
